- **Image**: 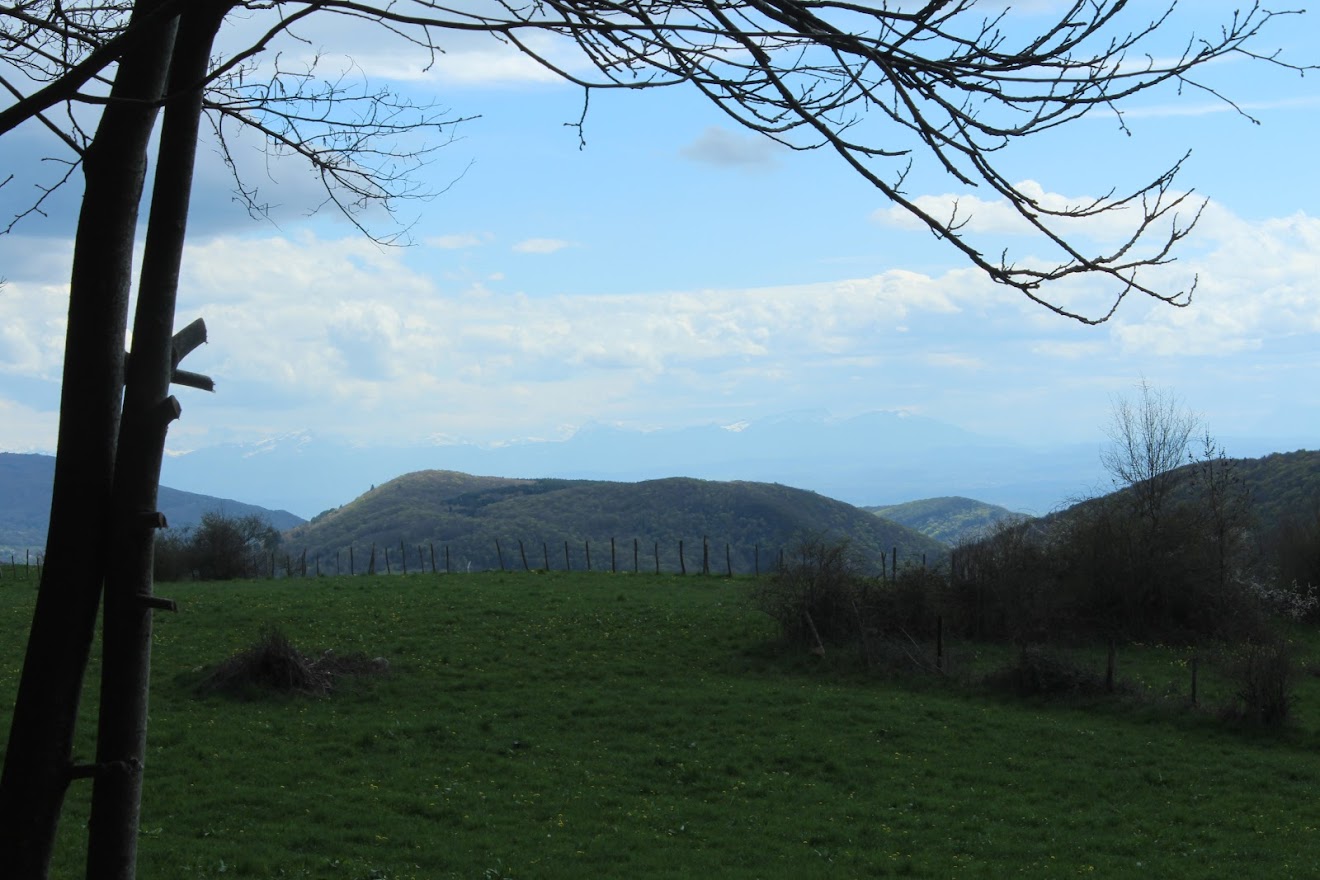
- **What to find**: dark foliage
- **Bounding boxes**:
[755,535,946,672]
[154,511,281,581]
[983,647,1114,699]
[1222,639,1295,728]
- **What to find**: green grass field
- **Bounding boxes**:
[2,572,1319,878]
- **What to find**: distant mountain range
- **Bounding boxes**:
[0,453,304,556]
[156,410,1113,520]
[285,470,948,576]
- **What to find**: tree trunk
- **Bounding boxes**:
[86,6,223,877]
[0,5,179,874]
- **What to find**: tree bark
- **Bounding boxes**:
[0,4,179,875]
[86,6,225,877]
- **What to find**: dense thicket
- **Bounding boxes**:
[153,512,281,581]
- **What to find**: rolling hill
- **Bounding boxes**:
[864,497,1027,546]
[284,470,947,575]
[0,453,305,555]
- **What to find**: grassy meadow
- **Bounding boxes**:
[2,572,1319,878]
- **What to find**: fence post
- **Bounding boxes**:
[755,545,759,577]
[726,544,732,578]
[543,542,550,571]
[936,615,944,672]
[315,554,320,577]
[368,543,376,576]
[654,541,659,575]
[564,541,570,571]
[702,536,709,576]
[585,540,592,572]
[519,540,530,571]
[611,538,616,573]
[400,540,407,575]
[495,539,506,572]
[445,545,451,575]
[891,547,897,581]
[384,546,392,575]
[679,540,686,576]
[430,542,437,574]
[634,538,639,574]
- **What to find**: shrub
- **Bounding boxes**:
[983,646,1112,698]
[1223,638,1295,727]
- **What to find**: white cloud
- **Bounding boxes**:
[6,195,1320,454]
[427,233,490,250]
[0,398,57,453]
[1112,207,1320,356]
[870,180,1172,243]
[513,238,574,254]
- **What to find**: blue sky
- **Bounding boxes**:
[2,1,1319,476]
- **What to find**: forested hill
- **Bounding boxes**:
[863,497,1025,546]
[0,452,305,555]
[285,470,946,575]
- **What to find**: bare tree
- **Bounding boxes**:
[0,1,1313,877]
[1101,379,1202,530]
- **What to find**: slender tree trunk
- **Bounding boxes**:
[0,5,179,875]
[87,6,223,877]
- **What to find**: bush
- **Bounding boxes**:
[154,511,282,581]
[1223,639,1295,727]
[755,535,950,673]
[754,535,864,652]
[983,646,1112,698]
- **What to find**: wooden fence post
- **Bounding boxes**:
[445,545,451,575]
[679,540,686,576]
[400,540,407,575]
[726,544,732,578]
[368,543,376,576]
[634,538,639,574]
[611,537,616,573]
[495,539,506,572]
[519,540,530,571]
[543,542,550,571]
[654,541,659,575]
[564,541,570,571]
[936,615,944,672]
[384,546,391,575]
[430,542,437,574]
[702,536,709,576]
[585,540,592,572]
